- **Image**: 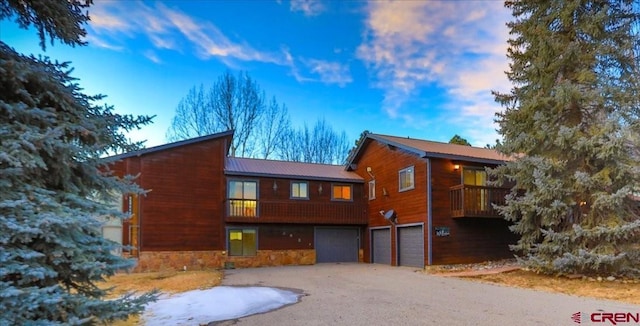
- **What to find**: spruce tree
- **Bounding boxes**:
[0,1,157,324]
[492,0,640,277]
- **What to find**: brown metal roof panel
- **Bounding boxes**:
[370,134,512,162]
[225,157,364,182]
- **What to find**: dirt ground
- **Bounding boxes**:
[460,269,640,305]
[425,260,640,306]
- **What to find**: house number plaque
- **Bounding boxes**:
[435,227,450,237]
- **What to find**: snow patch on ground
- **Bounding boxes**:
[142,286,300,325]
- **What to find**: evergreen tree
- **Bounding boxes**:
[448,134,472,146]
[492,0,640,277]
[0,1,157,324]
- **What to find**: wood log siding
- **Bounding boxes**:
[449,185,509,218]
[225,199,368,224]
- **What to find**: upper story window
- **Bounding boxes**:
[368,180,376,200]
[399,166,415,192]
[332,184,352,201]
[291,181,309,199]
[228,180,258,217]
[463,168,487,186]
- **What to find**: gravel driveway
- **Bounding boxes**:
[217,263,640,326]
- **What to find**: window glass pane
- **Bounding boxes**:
[242,229,257,256]
[244,182,257,200]
[291,182,308,198]
[331,186,342,199]
[299,183,308,198]
[463,169,487,186]
[344,186,351,199]
[229,229,257,256]
[463,169,476,185]
[332,185,352,200]
[476,170,487,186]
[399,167,414,190]
[368,180,375,199]
[229,230,243,256]
[229,181,243,198]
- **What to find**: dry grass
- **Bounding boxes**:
[458,270,640,305]
[100,269,224,326]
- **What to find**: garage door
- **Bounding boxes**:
[398,225,424,268]
[315,228,359,263]
[371,228,391,264]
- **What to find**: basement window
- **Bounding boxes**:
[228,228,257,256]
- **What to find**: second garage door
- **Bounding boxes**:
[371,228,391,264]
[315,227,359,263]
[397,225,424,268]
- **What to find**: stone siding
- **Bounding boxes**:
[132,249,316,272]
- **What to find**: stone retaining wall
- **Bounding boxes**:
[132,249,316,272]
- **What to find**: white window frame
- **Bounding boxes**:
[368,180,376,200]
[398,166,415,192]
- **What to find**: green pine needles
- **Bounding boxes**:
[492,0,640,277]
[0,37,155,326]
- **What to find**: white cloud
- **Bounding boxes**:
[86,2,284,66]
[83,33,124,51]
[304,59,352,87]
[290,0,325,16]
[85,2,349,87]
[143,50,162,64]
[357,1,512,142]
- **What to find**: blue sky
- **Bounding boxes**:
[2,0,513,148]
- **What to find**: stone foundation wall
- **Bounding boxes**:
[132,249,316,272]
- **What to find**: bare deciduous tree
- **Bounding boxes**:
[167,71,277,157]
[256,97,290,159]
[277,119,351,164]
[167,71,352,163]
[166,85,214,140]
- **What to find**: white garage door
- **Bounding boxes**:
[371,228,391,264]
[315,228,359,263]
[398,225,424,268]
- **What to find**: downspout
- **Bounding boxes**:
[426,158,433,266]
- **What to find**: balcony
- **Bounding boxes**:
[449,185,509,218]
[226,199,367,225]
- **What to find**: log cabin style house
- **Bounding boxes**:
[107,130,517,271]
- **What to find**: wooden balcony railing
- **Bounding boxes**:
[226,199,367,224]
[449,185,509,218]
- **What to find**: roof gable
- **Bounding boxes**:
[105,130,234,161]
[347,133,510,168]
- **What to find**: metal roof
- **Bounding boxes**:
[348,133,512,166]
[225,157,364,183]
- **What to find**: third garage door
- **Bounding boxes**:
[371,228,391,264]
[397,225,424,268]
